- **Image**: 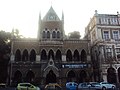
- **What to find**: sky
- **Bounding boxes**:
[0,0,120,38]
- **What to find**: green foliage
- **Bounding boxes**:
[68,31,81,39]
[0,30,11,54]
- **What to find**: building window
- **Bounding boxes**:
[113,31,119,40]
[47,31,50,38]
[42,31,46,38]
[116,48,120,53]
[103,31,110,40]
[106,46,112,58]
[52,31,56,38]
[57,31,60,38]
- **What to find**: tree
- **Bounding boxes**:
[0,30,11,83]
[68,31,81,39]
[12,29,24,39]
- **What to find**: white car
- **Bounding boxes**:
[99,82,116,90]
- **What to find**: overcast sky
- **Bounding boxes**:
[0,0,120,38]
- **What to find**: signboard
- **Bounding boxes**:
[62,64,90,68]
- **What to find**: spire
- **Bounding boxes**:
[94,10,98,16]
[62,10,64,21]
[39,12,41,22]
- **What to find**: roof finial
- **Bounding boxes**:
[51,0,53,7]
[94,10,98,16]
[117,11,120,17]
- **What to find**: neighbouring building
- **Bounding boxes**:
[9,6,92,86]
[84,10,120,83]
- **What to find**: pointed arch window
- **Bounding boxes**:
[42,31,46,38]
[30,49,36,61]
[48,49,54,60]
[15,49,21,61]
[73,50,79,61]
[47,31,50,38]
[25,70,35,83]
[41,49,47,60]
[66,50,72,61]
[81,50,87,62]
[13,70,22,83]
[57,31,60,38]
[67,70,76,82]
[52,31,56,38]
[22,49,28,61]
[56,50,62,61]
[79,70,87,83]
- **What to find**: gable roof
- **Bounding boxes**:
[43,6,60,21]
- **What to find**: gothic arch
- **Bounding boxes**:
[30,49,36,61]
[66,49,72,61]
[73,49,79,61]
[13,70,22,84]
[48,49,54,60]
[43,66,59,77]
[56,49,62,61]
[46,70,56,84]
[22,49,28,61]
[15,49,21,61]
[42,30,46,38]
[107,67,117,83]
[41,49,47,60]
[47,31,50,38]
[52,30,56,38]
[66,70,76,82]
[25,70,35,83]
[79,70,87,83]
[81,49,87,62]
[57,31,60,38]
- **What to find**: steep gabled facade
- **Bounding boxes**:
[9,6,91,87]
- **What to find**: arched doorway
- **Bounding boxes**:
[13,70,22,85]
[67,70,76,82]
[46,70,56,84]
[25,71,35,83]
[107,67,117,83]
[79,70,87,83]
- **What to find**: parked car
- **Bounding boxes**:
[78,82,102,90]
[16,83,40,90]
[99,82,116,90]
[66,82,78,90]
[44,83,62,90]
[0,83,6,88]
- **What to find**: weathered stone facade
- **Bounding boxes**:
[9,6,92,87]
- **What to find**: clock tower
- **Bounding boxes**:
[38,6,65,40]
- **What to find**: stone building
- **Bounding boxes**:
[84,10,120,83]
[9,6,92,86]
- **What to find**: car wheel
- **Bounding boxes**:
[112,86,115,90]
[102,87,106,90]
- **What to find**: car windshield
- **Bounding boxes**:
[20,83,31,87]
[101,82,109,84]
[91,82,100,85]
